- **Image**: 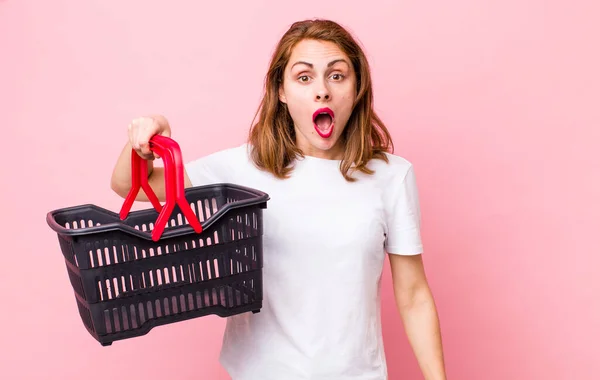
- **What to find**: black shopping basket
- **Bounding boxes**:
[46,135,269,346]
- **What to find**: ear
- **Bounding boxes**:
[278,85,287,104]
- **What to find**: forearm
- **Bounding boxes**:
[396,286,446,380]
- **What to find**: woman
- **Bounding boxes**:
[111,19,446,380]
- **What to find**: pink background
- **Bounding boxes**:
[1,0,598,379]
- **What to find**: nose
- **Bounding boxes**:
[315,83,331,101]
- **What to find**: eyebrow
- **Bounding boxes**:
[290,59,349,70]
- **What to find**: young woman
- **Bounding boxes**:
[111,19,446,380]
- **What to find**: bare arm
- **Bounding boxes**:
[389,253,447,380]
[110,115,192,202]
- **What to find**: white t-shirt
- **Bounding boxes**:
[185,144,423,380]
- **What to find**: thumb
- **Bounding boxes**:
[159,126,172,138]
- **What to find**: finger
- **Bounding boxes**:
[139,138,151,157]
[138,119,151,153]
[142,152,155,161]
[132,118,142,150]
[128,122,135,149]
[140,125,154,157]
[145,118,161,155]
[159,126,171,138]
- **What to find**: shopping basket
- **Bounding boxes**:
[46,135,269,346]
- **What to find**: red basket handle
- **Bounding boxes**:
[119,135,203,241]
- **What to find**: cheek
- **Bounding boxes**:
[285,98,303,116]
[284,91,311,119]
[338,94,355,114]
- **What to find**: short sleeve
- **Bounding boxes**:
[184,157,221,187]
[384,164,424,255]
[184,146,240,186]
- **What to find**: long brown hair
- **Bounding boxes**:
[248,19,394,182]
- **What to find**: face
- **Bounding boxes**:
[279,39,357,159]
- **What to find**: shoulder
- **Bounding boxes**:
[184,143,251,185]
[367,151,416,185]
[186,143,251,168]
[196,143,250,161]
[383,152,414,170]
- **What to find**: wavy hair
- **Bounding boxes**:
[248,19,394,181]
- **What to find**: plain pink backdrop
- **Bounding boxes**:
[1,0,598,379]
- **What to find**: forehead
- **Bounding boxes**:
[287,39,350,68]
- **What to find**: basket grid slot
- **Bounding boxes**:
[102,280,257,334]
[65,219,102,230]
[59,197,229,232]
[96,247,258,302]
[81,210,259,269]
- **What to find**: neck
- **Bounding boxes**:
[297,140,345,160]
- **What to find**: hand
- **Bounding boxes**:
[128,115,171,160]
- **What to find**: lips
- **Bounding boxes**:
[312,107,335,138]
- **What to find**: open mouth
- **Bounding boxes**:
[312,108,335,138]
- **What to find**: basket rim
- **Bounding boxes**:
[46,183,269,241]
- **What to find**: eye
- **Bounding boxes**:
[298,75,310,83]
[330,73,345,81]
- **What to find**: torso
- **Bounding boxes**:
[185,144,416,380]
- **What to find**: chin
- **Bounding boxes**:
[295,124,344,156]
[308,135,343,154]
